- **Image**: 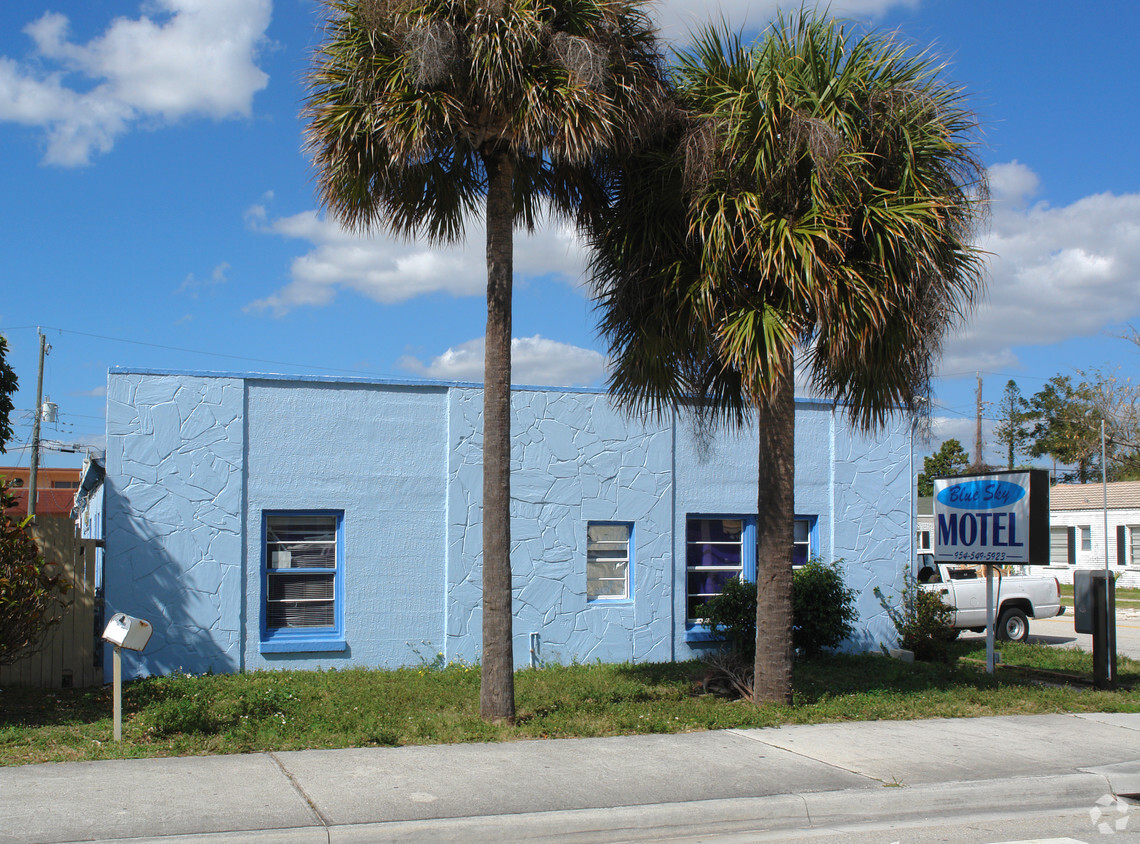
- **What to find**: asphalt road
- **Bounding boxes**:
[959,607,1140,660]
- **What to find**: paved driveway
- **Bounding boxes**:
[959,608,1140,660]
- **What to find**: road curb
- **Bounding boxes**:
[47,773,1119,844]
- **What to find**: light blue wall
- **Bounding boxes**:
[105,372,245,678]
[243,380,449,670]
[668,403,907,658]
[104,368,911,678]
[445,388,674,667]
[830,413,912,650]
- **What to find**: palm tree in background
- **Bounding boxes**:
[304,0,666,721]
[586,13,987,703]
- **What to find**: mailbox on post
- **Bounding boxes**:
[102,613,153,652]
[101,613,153,741]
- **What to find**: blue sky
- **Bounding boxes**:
[1,0,1138,470]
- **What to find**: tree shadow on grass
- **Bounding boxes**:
[0,684,112,729]
[611,641,1140,706]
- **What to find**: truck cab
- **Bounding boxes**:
[917,554,1064,642]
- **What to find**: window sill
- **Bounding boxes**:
[684,628,725,644]
[260,635,346,654]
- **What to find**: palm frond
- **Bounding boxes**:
[582,9,986,431]
[304,0,669,243]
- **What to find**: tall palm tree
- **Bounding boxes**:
[304,0,665,721]
[586,14,987,703]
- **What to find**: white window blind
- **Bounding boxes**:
[266,515,337,629]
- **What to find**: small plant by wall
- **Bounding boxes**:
[874,573,957,662]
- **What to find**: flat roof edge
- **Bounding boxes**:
[104,366,843,407]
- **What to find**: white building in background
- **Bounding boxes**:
[1036,481,1140,588]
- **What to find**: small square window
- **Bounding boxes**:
[266,514,337,628]
[587,523,631,601]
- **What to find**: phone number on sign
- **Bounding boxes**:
[950,550,1009,562]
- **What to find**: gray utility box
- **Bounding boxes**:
[1074,569,1117,689]
[1074,570,1115,635]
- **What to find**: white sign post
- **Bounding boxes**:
[934,473,1033,674]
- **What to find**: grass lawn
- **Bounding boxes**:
[2,644,1137,767]
[1057,582,1140,609]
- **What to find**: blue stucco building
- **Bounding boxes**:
[97,367,914,679]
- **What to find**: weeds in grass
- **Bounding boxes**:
[1,645,1136,767]
[407,641,478,675]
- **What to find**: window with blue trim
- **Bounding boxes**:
[687,515,818,624]
[587,522,632,601]
[262,511,345,652]
[793,516,818,566]
[686,517,755,623]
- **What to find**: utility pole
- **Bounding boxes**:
[27,330,47,519]
[972,373,984,472]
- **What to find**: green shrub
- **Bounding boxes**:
[700,558,859,661]
[0,482,71,666]
[874,573,956,662]
[700,576,757,660]
[792,559,858,657]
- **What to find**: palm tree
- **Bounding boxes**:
[585,14,986,703]
[304,0,665,721]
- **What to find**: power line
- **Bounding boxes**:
[0,325,380,377]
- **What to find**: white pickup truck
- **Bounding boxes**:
[917,556,1066,642]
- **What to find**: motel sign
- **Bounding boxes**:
[933,470,1050,565]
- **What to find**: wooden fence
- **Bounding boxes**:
[0,516,103,689]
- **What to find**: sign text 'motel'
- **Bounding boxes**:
[933,471,1050,565]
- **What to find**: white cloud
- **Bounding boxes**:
[398,336,606,387]
[246,210,588,314]
[654,0,920,40]
[940,161,1140,375]
[0,0,271,166]
[176,262,230,297]
[986,160,1040,210]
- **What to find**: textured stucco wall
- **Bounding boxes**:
[243,380,449,670]
[829,412,911,650]
[105,372,245,679]
[105,369,912,677]
[446,388,675,666]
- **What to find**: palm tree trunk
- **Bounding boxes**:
[480,149,516,723]
[753,366,795,704]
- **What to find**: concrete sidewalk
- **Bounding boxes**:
[2,712,1138,843]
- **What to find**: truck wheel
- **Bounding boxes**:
[997,608,1029,642]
